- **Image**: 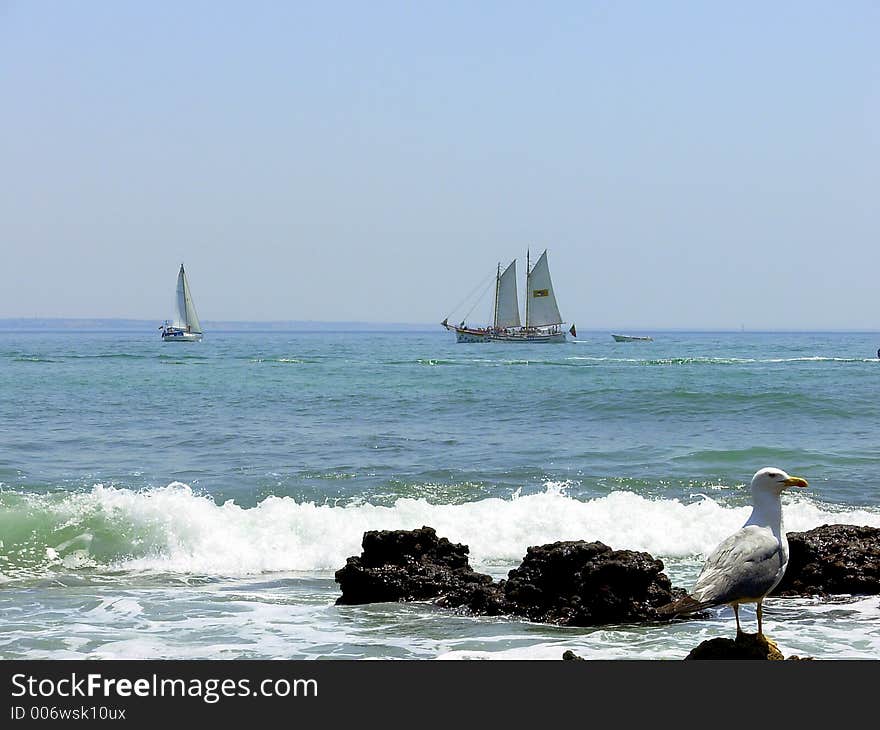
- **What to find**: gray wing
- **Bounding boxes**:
[691,525,786,607]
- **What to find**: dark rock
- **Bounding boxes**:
[562,650,585,661]
[773,524,880,596]
[499,540,686,626]
[685,633,785,660]
[446,581,509,616]
[334,526,497,606]
[336,529,684,628]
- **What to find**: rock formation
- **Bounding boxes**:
[498,540,684,626]
[773,524,880,596]
[335,528,684,627]
[334,526,496,606]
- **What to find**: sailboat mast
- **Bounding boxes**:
[493,263,501,330]
[180,263,186,328]
[525,248,530,330]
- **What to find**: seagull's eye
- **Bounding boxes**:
[768,472,779,478]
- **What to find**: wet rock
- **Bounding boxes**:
[336,529,684,627]
[773,524,880,596]
[499,540,686,626]
[685,633,785,660]
[446,581,509,615]
[562,650,585,661]
[334,526,496,606]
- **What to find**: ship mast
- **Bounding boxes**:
[524,248,530,330]
[493,262,501,330]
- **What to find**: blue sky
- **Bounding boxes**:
[1,1,877,328]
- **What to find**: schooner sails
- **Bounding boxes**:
[494,259,521,329]
[525,249,563,328]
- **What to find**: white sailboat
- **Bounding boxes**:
[442,249,576,343]
[159,264,203,342]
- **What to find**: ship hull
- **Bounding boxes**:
[452,327,567,344]
[161,328,203,342]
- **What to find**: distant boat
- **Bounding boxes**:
[611,333,653,342]
[442,249,576,343]
[159,264,203,342]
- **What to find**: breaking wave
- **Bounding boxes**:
[2,482,878,581]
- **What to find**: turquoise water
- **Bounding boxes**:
[1,329,879,659]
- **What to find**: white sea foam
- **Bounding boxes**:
[566,356,878,364]
[26,482,880,576]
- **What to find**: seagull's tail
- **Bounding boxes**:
[656,594,714,617]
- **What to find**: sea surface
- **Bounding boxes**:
[1,328,879,660]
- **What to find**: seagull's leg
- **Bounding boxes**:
[757,601,763,638]
[734,604,742,636]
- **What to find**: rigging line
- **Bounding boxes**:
[445,271,496,320]
[461,275,498,322]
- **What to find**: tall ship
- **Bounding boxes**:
[442,249,575,343]
[159,263,203,342]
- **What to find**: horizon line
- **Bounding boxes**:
[1,317,879,334]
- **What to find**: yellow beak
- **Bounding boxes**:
[783,476,809,488]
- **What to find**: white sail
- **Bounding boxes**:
[526,250,563,327]
[494,259,521,329]
[175,264,201,333]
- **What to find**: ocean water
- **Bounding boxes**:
[1,328,879,660]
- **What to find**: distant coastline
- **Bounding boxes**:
[0,318,435,333]
[0,318,877,334]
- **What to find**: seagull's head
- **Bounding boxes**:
[751,467,809,496]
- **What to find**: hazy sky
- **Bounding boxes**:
[1,1,878,329]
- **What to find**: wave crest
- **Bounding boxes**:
[1,482,878,580]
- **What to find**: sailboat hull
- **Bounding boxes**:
[451,326,567,343]
[161,329,203,342]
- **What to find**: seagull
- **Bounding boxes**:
[659,467,809,638]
